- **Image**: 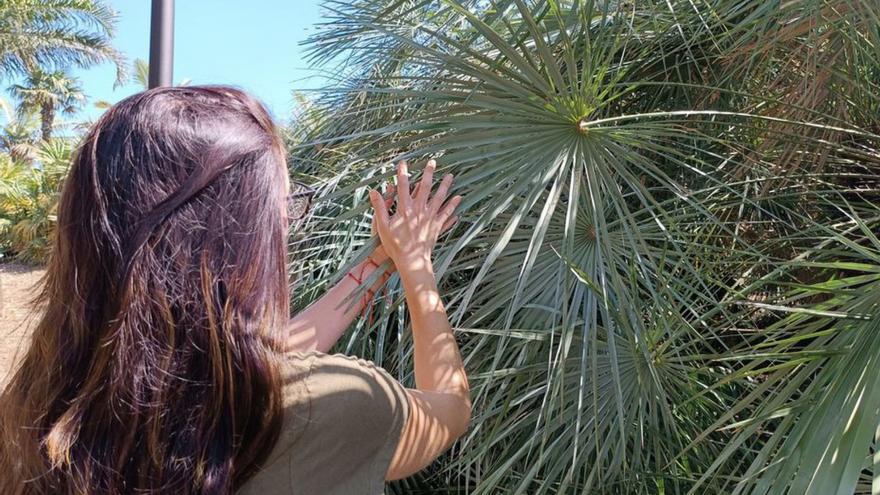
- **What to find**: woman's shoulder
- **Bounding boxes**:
[239,350,409,494]
[281,349,402,381]
[282,348,389,371]
[277,349,410,423]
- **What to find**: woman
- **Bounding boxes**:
[0,85,471,494]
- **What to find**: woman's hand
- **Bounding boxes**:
[369,185,396,269]
[368,159,461,275]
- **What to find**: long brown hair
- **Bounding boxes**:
[0,85,291,493]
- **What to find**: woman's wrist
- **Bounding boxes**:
[399,262,437,291]
[346,248,394,305]
[364,257,393,288]
[369,245,396,278]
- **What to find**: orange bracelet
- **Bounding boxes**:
[344,254,397,328]
[361,256,395,327]
[365,255,394,280]
[346,258,382,323]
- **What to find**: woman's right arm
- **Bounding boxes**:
[367,159,471,480]
[386,264,471,480]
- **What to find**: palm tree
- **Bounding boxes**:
[0,96,40,163]
[290,1,880,493]
[0,136,74,262]
[8,69,84,141]
[0,0,126,85]
[93,58,190,111]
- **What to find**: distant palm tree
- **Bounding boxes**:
[0,0,126,85]
[8,69,84,141]
[0,136,74,262]
[0,96,39,163]
[94,58,190,110]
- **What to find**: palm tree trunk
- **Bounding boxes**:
[40,103,54,142]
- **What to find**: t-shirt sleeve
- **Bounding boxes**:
[293,352,410,494]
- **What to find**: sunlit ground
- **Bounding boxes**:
[0,263,44,386]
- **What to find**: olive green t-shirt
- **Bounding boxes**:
[237,350,410,495]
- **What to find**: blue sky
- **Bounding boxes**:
[4,1,330,126]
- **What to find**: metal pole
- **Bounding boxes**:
[148,0,174,88]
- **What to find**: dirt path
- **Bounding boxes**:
[0,263,46,386]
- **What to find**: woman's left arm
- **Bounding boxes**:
[282,245,395,353]
[283,184,398,354]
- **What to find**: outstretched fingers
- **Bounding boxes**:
[396,160,412,212]
[369,188,391,236]
[440,214,459,234]
[416,159,435,206]
[428,173,454,213]
[411,181,421,202]
[438,195,462,226]
[372,181,396,234]
[383,182,396,211]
